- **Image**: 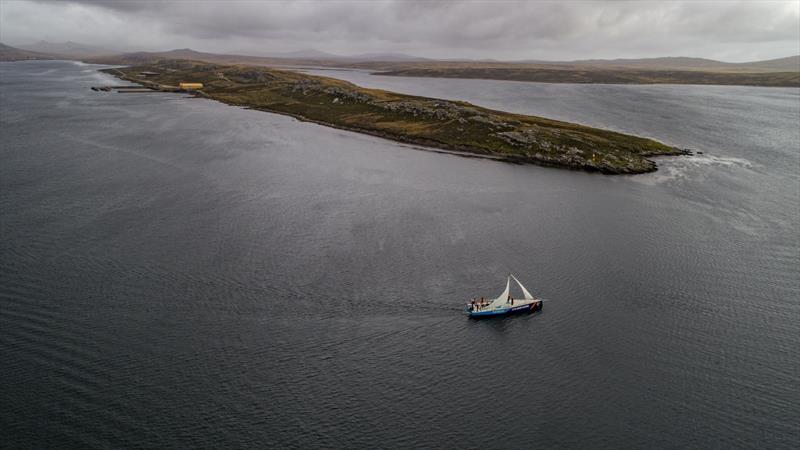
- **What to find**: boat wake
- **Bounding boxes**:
[636,153,754,184]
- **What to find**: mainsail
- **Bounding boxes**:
[488,276,511,309]
[511,274,534,300]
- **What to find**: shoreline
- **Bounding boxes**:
[100,61,691,175]
[370,67,800,89]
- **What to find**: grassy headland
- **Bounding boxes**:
[372,66,800,87]
[102,59,689,174]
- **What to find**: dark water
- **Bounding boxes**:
[1,60,798,448]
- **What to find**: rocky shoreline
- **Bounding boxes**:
[101,60,690,174]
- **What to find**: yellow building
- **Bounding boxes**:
[179,82,204,90]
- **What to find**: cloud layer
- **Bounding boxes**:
[2,0,798,61]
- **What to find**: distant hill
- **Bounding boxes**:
[567,56,733,70]
[375,65,799,88]
[529,56,800,73]
[93,48,276,64]
[18,40,114,58]
[264,49,344,59]
[744,55,800,72]
[253,48,426,62]
[8,39,799,73]
[88,47,365,66]
[153,48,222,60]
[83,46,800,87]
[347,52,428,62]
[88,46,799,72]
[87,48,309,66]
[90,47,430,65]
[0,42,57,61]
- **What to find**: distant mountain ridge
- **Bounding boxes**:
[18,40,115,57]
[5,41,797,72]
[262,48,343,59]
[346,52,429,62]
[100,47,430,63]
[0,42,57,61]
[94,47,799,70]
[238,49,429,62]
[88,48,306,66]
[2,42,797,87]
[545,55,800,72]
[743,55,800,72]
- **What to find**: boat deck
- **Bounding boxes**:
[467,298,542,318]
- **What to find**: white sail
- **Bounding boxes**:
[488,276,511,309]
[511,274,534,300]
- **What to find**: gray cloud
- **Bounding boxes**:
[1,0,798,61]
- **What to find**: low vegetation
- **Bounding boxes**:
[373,67,800,87]
[103,59,690,174]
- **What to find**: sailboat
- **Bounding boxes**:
[465,274,543,318]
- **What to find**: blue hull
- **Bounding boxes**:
[467,301,542,318]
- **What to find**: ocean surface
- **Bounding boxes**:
[1,60,798,448]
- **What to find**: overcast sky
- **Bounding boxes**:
[1,0,798,61]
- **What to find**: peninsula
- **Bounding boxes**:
[372,65,800,88]
[102,59,689,174]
